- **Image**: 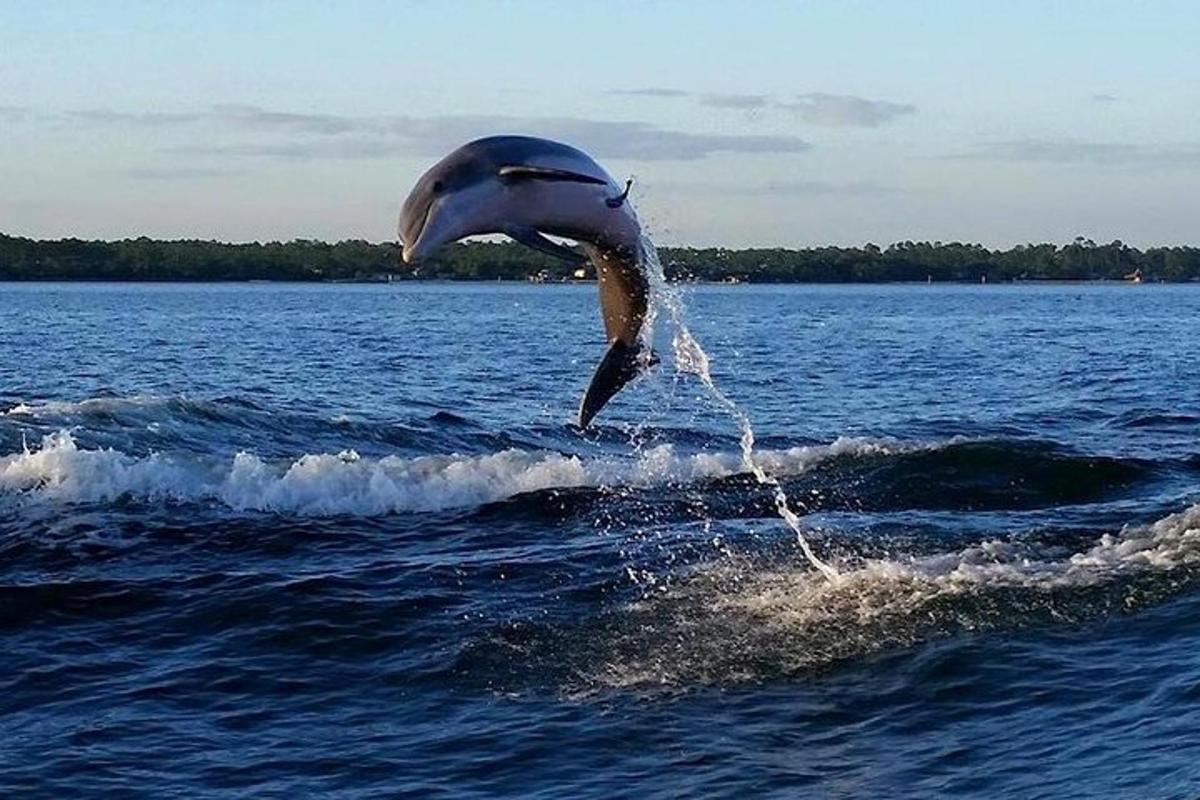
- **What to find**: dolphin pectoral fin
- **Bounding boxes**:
[505,226,583,263]
[578,340,653,428]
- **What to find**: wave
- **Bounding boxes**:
[0,430,902,516]
[1,393,509,459]
[1113,410,1200,429]
[4,394,250,420]
[560,501,1200,690]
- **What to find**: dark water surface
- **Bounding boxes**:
[3,282,1200,798]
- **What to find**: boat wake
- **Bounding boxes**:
[3,396,1199,693]
[466,498,1200,691]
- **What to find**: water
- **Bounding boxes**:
[641,240,838,580]
[2,280,1200,797]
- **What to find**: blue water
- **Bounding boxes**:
[3,281,1200,797]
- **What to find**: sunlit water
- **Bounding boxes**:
[3,281,1200,797]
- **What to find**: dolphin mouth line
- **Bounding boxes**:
[405,201,435,263]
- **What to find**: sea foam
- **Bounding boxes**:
[706,500,1200,630]
[0,429,901,516]
[584,500,1200,689]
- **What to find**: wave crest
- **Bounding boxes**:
[0,430,898,515]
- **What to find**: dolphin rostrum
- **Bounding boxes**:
[398,135,653,428]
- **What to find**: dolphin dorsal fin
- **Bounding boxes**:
[497,165,608,185]
[606,178,633,208]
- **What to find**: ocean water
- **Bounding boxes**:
[2,280,1200,798]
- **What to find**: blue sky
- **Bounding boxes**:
[2,1,1198,246]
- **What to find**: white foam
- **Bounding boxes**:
[0,429,901,515]
[691,501,1200,637]
[589,502,1200,688]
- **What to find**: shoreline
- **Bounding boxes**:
[0,277,1191,286]
[5,235,1200,284]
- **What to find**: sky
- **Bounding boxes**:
[2,0,1199,248]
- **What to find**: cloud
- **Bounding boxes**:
[121,166,246,180]
[753,180,895,196]
[65,109,205,126]
[31,103,811,163]
[607,88,690,98]
[64,105,358,134]
[610,89,916,126]
[169,113,811,161]
[210,104,362,134]
[659,179,897,197]
[962,139,1200,166]
[779,93,916,127]
[462,117,810,160]
[0,105,30,122]
[169,139,406,160]
[699,93,769,110]
[1090,93,1119,103]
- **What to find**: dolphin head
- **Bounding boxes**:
[398,136,641,264]
[398,142,503,264]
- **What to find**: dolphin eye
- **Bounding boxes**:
[431,180,444,193]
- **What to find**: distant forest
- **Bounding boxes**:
[2,233,1199,283]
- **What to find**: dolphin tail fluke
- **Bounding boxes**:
[578,340,656,428]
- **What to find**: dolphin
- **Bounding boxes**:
[398,135,653,428]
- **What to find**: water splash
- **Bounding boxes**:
[638,237,839,581]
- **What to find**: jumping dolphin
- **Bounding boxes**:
[398,135,653,428]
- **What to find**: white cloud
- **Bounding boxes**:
[53,105,812,162]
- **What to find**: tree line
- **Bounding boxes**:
[2,233,1199,283]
